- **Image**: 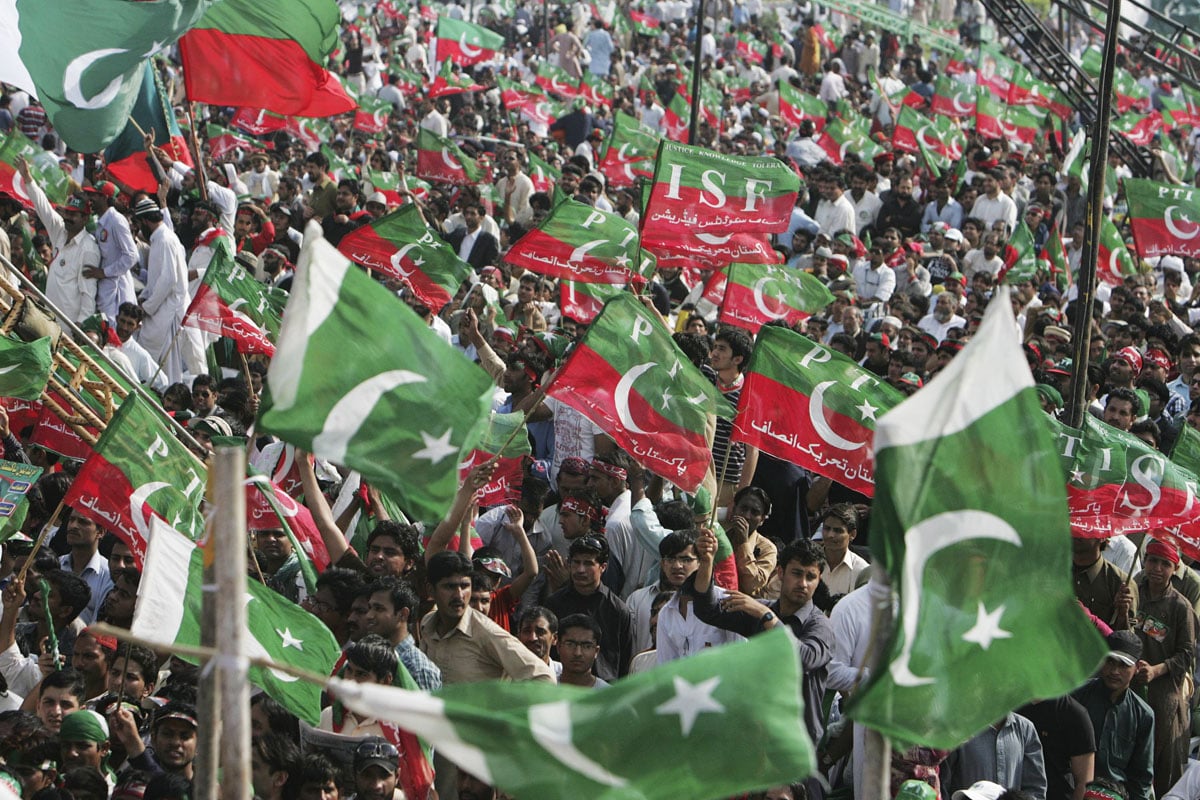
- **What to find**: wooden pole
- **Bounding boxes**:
[16,497,67,584]
[213,445,252,799]
[860,564,893,800]
[185,103,209,203]
[192,533,219,800]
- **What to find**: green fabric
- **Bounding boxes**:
[0,334,51,400]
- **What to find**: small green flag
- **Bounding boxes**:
[258,222,493,522]
[0,335,52,400]
[329,628,814,799]
[131,517,340,725]
[847,289,1107,748]
[0,459,42,542]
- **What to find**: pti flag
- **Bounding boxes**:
[179,0,355,117]
[435,18,504,66]
[1125,179,1200,259]
[547,294,732,491]
[258,222,493,522]
[0,130,72,208]
[416,128,483,185]
[336,204,473,313]
[848,290,1107,748]
[354,94,392,135]
[598,111,661,189]
[643,141,800,236]
[457,412,531,508]
[504,200,648,285]
[719,263,834,334]
[1097,214,1138,287]
[0,0,212,154]
[329,628,814,800]
[560,280,625,324]
[733,327,901,496]
[104,61,193,194]
[64,394,206,567]
[132,517,340,726]
[182,237,281,356]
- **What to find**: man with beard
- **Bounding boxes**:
[876,172,922,237]
[918,291,966,343]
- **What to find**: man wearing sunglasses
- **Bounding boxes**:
[353,737,402,800]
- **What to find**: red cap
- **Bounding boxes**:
[1146,538,1180,565]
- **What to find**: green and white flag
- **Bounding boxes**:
[258,221,493,522]
[0,335,52,400]
[847,288,1107,748]
[328,628,814,799]
[131,517,340,725]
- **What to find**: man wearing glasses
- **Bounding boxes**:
[557,614,608,688]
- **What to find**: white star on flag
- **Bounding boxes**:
[961,602,1012,650]
[856,399,878,422]
[277,628,304,650]
[413,430,457,464]
[661,388,673,408]
[614,254,630,268]
[1070,469,1084,484]
[654,675,725,736]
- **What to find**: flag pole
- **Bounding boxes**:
[185,103,209,203]
[686,0,706,145]
[15,497,67,584]
[1064,0,1122,428]
[212,444,252,800]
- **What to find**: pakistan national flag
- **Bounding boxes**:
[0,335,52,400]
[131,518,340,725]
[329,628,813,800]
[847,288,1107,748]
[0,0,215,153]
[258,222,493,522]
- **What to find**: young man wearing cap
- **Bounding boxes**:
[234,203,277,255]
[240,152,279,201]
[112,700,199,780]
[268,202,302,262]
[59,709,112,786]
[353,737,402,800]
[543,536,634,681]
[1072,631,1154,800]
[82,182,137,323]
[131,197,189,384]
[15,157,98,323]
[1132,539,1196,795]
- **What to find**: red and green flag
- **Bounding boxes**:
[505,199,648,285]
[230,107,290,136]
[354,94,392,135]
[817,119,884,165]
[976,47,1016,97]
[641,227,779,271]
[719,263,834,334]
[779,82,827,130]
[548,294,732,490]
[180,0,355,117]
[1112,111,1162,147]
[527,152,560,193]
[182,237,281,356]
[1043,227,1071,292]
[337,204,472,313]
[598,111,661,189]
[64,394,206,566]
[560,279,625,324]
[974,90,1005,139]
[579,73,615,107]
[733,325,902,496]
[1096,215,1138,286]
[1125,178,1200,259]
[364,168,402,204]
[456,412,531,508]
[435,17,505,66]
[734,33,767,64]
[643,140,800,237]
[726,74,754,103]
[104,61,193,194]
[497,75,545,109]
[1053,413,1200,553]
[1000,220,1039,284]
[0,130,71,209]
[627,9,660,36]
[1001,104,1045,147]
[1113,68,1151,114]
[428,60,484,98]
[535,63,580,98]
[207,123,258,161]
[415,128,483,185]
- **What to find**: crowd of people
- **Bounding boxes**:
[0,0,1195,799]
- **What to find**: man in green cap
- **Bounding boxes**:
[59,709,112,788]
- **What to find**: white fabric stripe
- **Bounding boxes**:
[129,517,193,644]
[875,285,1031,450]
[0,0,36,98]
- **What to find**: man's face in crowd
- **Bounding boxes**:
[61,737,107,772]
[569,551,605,593]
[254,528,292,563]
[107,657,150,700]
[346,595,371,641]
[1100,655,1135,695]
[298,779,339,800]
[558,624,599,676]
[661,544,699,588]
[933,292,957,323]
[470,586,492,616]
[1071,536,1103,568]
[1144,553,1175,595]
[463,205,481,232]
[778,558,821,609]
[432,575,472,625]
[366,534,409,577]
[65,511,100,551]
[153,719,198,771]
[821,516,855,563]
[305,161,324,182]
[710,339,740,373]
[235,212,255,239]
[115,311,140,342]
[38,687,81,732]
[356,765,399,800]
[192,384,216,414]
[108,541,136,572]
[71,634,107,681]
[100,574,138,624]
[364,591,404,639]
[894,177,913,201]
[61,207,87,238]
[517,614,556,663]
[335,187,358,213]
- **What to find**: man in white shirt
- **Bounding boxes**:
[969,169,1018,231]
[815,172,857,236]
[848,165,882,234]
[131,198,189,384]
[917,291,967,343]
[818,504,868,596]
[83,182,137,322]
[239,153,279,201]
[18,157,97,323]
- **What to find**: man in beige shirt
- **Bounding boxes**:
[419,551,554,685]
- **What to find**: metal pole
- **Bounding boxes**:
[1065,0,1122,428]
[193,545,219,800]
[686,0,707,145]
[213,445,251,799]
